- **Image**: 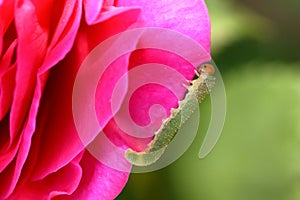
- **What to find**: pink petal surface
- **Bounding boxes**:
[0,65,16,171]
[85,4,141,25]
[84,0,104,24]
[0,40,17,120]
[0,71,51,199]
[116,0,211,53]
[0,0,14,56]
[39,0,82,73]
[83,0,130,25]
[10,0,48,141]
[11,154,83,200]
[31,7,141,180]
[0,0,49,197]
[54,152,129,200]
[127,49,197,124]
[0,0,82,198]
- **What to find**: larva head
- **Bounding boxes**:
[198,63,215,76]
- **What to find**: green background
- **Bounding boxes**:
[116,0,300,199]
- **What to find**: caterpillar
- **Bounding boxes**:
[125,63,216,166]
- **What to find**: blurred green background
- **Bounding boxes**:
[116,0,300,199]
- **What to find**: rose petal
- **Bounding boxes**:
[10,0,48,140]
[0,114,19,173]
[0,0,14,56]
[103,119,151,152]
[2,1,47,197]
[85,4,141,25]
[11,154,82,199]
[0,157,16,198]
[0,40,17,120]
[83,1,128,24]
[127,49,196,125]
[0,0,83,198]
[54,152,129,200]
[39,0,82,73]
[31,8,141,180]
[31,56,85,181]
[0,71,50,199]
[11,0,82,141]
[0,65,17,171]
[83,0,104,24]
[116,0,211,53]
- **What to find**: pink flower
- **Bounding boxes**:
[0,0,210,199]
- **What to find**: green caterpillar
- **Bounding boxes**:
[125,63,216,166]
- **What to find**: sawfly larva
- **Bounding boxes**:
[125,63,215,166]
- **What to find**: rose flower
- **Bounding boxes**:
[0,0,210,199]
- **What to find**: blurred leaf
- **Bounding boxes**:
[206,0,274,52]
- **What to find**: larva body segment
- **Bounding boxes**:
[125,147,166,167]
[125,63,215,166]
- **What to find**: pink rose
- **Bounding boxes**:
[0,0,210,199]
